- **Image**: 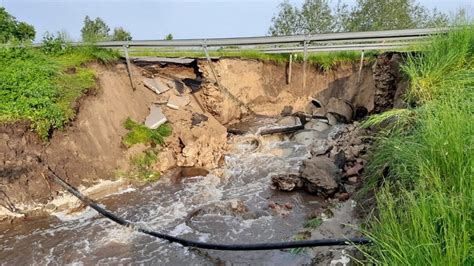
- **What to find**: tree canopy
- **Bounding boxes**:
[81,16,133,42]
[111,27,132,41]
[0,7,35,43]
[81,16,110,42]
[269,0,449,35]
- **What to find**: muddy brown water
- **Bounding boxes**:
[0,125,358,265]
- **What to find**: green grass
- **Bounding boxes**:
[129,149,160,182]
[126,48,374,71]
[121,118,172,182]
[362,26,474,265]
[0,46,119,138]
[122,117,172,147]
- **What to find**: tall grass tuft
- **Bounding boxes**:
[363,26,474,265]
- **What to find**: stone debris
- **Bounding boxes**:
[166,94,190,110]
[271,173,304,191]
[143,78,171,95]
[304,120,330,132]
[144,104,167,129]
[301,156,341,196]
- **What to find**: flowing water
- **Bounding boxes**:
[0,125,357,265]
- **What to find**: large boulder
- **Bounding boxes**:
[301,156,341,196]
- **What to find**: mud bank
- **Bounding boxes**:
[0,53,405,221]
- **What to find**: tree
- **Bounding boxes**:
[342,0,448,31]
[81,16,110,42]
[0,7,35,43]
[111,27,132,41]
[268,0,449,35]
[164,33,173,40]
[268,0,304,36]
[300,0,334,34]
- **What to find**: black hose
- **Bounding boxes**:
[47,167,371,251]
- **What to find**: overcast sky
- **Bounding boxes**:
[1,0,472,42]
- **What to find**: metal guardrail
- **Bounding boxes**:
[86,28,447,49]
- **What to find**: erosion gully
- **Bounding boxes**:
[0,118,361,265]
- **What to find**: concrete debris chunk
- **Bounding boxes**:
[144,105,167,129]
[143,78,171,95]
[167,94,190,110]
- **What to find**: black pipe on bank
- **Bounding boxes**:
[47,166,371,251]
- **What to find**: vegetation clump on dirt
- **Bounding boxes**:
[121,118,172,182]
[122,117,172,147]
[362,26,473,265]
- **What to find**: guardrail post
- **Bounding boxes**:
[357,50,365,84]
[123,44,136,90]
[202,41,220,87]
[287,54,293,84]
[302,37,308,91]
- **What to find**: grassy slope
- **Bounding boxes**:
[0,46,119,138]
[363,27,473,265]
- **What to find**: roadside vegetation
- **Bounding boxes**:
[0,8,123,138]
[361,26,473,265]
[0,44,119,138]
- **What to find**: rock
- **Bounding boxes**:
[326,98,353,123]
[348,176,359,184]
[335,192,350,201]
[333,150,346,170]
[191,113,208,126]
[292,130,323,146]
[304,120,330,132]
[167,94,190,110]
[350,136,362,145]
[326,113,338,126]
[230,200,248,213]
[345,163,364,177]
[284,202,294,209]
[156,149,176,172]
[271,173,303,191]
[310,139,330,156]
[144,105,167,129]
[280,106,293,116]
[301,156,341,196]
